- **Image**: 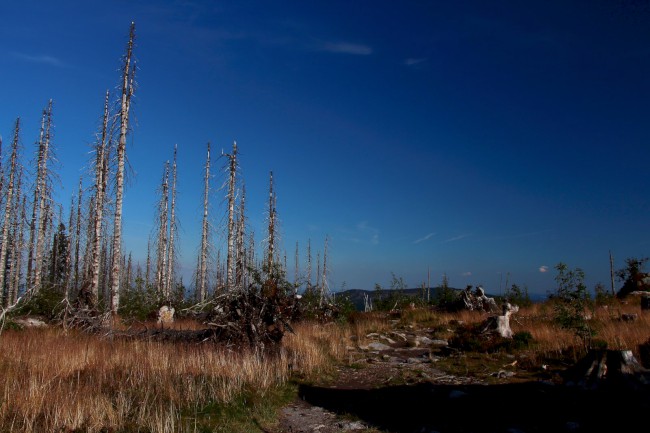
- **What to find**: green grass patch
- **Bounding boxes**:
[181,382,298,433]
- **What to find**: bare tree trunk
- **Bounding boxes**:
[320,236,329,306]
[197,143,210,301]
[0,120,20,305]
[10,196,27,305]
[65,193,75,299]
[235,184,246,290]
[224,142,238,291]
[294,241,299,294]
[156,161,169,297]
[306,238,312,293]
[72,178,83,296]
[32,100,54,294]
[110,22,136,316]
[266,171,276,277]
[85,91,111,308]
[145,235,151,290]
[26,109,46,292]
[125,252,132,292]
[165,145,178,299]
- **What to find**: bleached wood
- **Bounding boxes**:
[110,22,136,315]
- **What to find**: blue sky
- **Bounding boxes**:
[1,1,649,297]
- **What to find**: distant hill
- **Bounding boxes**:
[331,286,544,311]
[332,287,460,311]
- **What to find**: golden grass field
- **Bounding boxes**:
[1,298,648,432]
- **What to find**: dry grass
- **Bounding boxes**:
[1,299,649,432]
[0,320,350,433]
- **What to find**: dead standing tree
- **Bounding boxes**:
[165,144,178,299]
[0,120,21,306]
[110,22,136,316]
[80,91,111,309]
[155,161,170,297]
[196,142,211,302]
[222,142,238,292]
[27,101,55,295]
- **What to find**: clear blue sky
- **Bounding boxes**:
[1,1,649,297]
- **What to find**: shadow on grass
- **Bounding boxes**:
[298,380,649,433]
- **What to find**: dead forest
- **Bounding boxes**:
[0,23,334,345]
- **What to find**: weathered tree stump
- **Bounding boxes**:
[480,303,519,338]
[563,349,650,389]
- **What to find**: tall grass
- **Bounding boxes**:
[2,299,648,432]
[0,321,349,433]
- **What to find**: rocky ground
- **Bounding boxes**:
[274,318,650,433]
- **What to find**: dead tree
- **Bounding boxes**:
[72,178,83,296]
[155,161,170,297]
[196,142,211,302]
[26,101,54,295]
[320,235,330,307]
[306,238,312,293]
[294,241,299,294]
[10,196,27,306]
[223,142,238,291]
[265,171,277,277]
[0,119,20,305]
[235,184,246,289]
[83,90,111,308]
[110,22,136,315]
[145,235,152,289]
[165,145,178,298]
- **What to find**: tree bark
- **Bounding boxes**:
[0,120,20,305]
[156,161,169,297]
[225,142,238,291]
[165,145,178,298]
[197,143,210,301]
[110,22,135,316]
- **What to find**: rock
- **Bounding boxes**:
[492,370,515,378]
[366,342,391,351]
[339,421,366,430]
[380,335,397,344]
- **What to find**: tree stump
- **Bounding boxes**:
[480,303,519,338]
[563,349,650,389]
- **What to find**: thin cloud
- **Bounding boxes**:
[539,265,549,273]
[413,232,435,244]
[462,271,472,277]
[12,52,65,67]
[404,57,426,66]
[320,42,372,55]
[443,233,471,243]
[338,221,380,245]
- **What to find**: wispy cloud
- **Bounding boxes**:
[320,42,372,55]
[443,233,471,243]
[12,52,65,67]
[539,265,549,273]
[404,57,426,66]
[413,232,435,244]
[461,271,472,277]
[341,221,379,245]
